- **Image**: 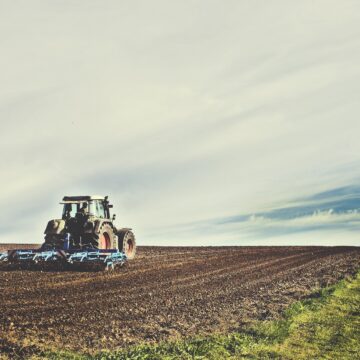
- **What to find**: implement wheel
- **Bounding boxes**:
[117,229,136,259]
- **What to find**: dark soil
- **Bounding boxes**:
[0,246,359,356]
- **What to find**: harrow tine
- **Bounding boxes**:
[67,250,127,270]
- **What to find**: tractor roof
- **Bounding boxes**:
[61,195,105,203]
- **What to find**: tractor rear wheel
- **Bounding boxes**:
[43,234,64,249]
[90,223,116,250]
[117,229,136,259]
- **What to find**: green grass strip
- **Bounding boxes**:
[36,271,360,360]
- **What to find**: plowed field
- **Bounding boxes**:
[0,246,359,356]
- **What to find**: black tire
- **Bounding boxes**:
[41,242,55,251]
[90,223,116,250]
[43,234,63,249]
[117,229,136,259]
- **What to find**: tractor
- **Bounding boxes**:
[0,195,136,270]
[43,195,136,259]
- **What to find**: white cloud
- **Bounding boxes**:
[245,210,360,228]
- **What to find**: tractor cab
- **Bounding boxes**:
[61,196,113,220]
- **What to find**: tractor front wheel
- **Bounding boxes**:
[117,229,136,259]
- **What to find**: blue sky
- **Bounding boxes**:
[0,1,359,246]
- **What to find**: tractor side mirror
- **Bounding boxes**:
[112,214,116,221]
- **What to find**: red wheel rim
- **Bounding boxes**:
[99,232,111,249]
[125,239,134,257]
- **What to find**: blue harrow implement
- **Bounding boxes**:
[0,248,127,271]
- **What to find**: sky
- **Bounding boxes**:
[0,1,359,246]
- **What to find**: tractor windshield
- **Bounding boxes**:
[88,200,106,218]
